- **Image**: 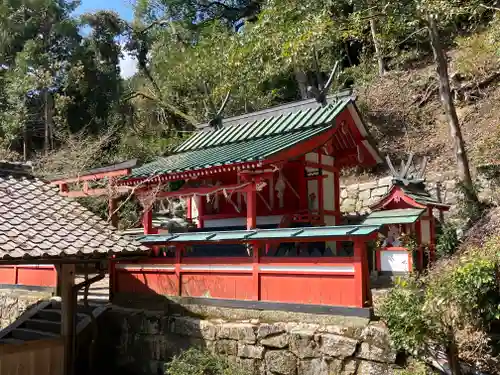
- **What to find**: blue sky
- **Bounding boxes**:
[75,0,135,21]
[75,0,138,78]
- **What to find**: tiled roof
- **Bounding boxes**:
[400,185,450,208]
[0,171,148,262]
[362,208,425,225]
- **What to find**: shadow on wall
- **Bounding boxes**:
[91,277,207,375]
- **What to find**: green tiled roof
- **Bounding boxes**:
[362,208,425,226]
[130,124,330,178]
[176,99,349,153]
[136,224,381,244]
[128,97,356,179]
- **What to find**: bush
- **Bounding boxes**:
[164,348,250,375]
[455,28,500,78]
[436,223,460,258]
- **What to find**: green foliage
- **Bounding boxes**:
[455,181,484,225]
[164,348,250,375]
[436,223,460,258]
[379,277,429,353]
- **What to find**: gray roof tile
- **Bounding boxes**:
[0,173,148,262]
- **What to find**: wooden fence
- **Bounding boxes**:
[0,338,64,375]
[0,265,57,288]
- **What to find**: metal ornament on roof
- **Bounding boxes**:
[203,82,231,130]
[307,48,341,106]
[386,153,427,187]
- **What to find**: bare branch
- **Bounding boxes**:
[480,3,500,11]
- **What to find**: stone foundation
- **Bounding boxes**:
[97,306,398,375]
[0,288,51,329]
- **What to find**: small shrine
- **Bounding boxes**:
[363,155,450,274]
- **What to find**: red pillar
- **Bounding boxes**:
[353,239,370,308]
[175,246,183,296]
[186,197,192,222]
[252,244,260,301]
[246,186,257,229]
[142,209,153,234]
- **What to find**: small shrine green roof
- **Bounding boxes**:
[362,208,425,226]
[136,224,381,245]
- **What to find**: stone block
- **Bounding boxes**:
[340,189,348,199]
[236,358,264,375]
[215,339,238,356]
[377,177,393,187]
[289,330,321,359]
[341,358,358,375]
[358,181,378,191]
[257,323,286,339]
[298,358,342,375]
[172,316,216,340]
[341,198,356,212]
[371,187,388,198]
[261,333,289,348]
[346,184,359,193]
[320,334,358,359]
[358,189,371,200]
[218,323,256,344]
[356,342,397,363]
[356,360,395,375]
[360,322,390,347]
[319,325,364,340]
[265,350,297,375]
[238,343,265,359]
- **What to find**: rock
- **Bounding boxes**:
[320,334,358,358]
[377,177,393,187]
[261,333,289,349]
[298,358,342,375]
[360,322,392,348]
[341,359,358,375]
[289,330,321,359]
[236,358,263,375]
[238,343,265,359]
[371,187,388,198]
[265,350,297,375]
[172,317,216,340]
[215,339,238,356]
[347,184,359,193]
[357,342,397,363]
[218,323,256,344]
[342,198,356,212]
[356,360,395,375]
[358,181,378,190]
[257,323,286,339]
[358,189,371,200]
[340,189,348,199]
[319,325,363,340]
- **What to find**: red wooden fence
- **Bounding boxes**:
[0,265,57,288]
[113,243,369,308]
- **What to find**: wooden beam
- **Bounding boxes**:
[58,186,130,198]
[50,168,131,185]
[59,264,76,375]
[154,182,254,199]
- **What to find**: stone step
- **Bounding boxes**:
[24,319,61,335]
[11,328,58,341]
[35,309,87,323]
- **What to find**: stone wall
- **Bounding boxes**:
[339,173,469,216]
[97,307,398,375]
[0,288,51,329]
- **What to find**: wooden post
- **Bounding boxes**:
[109,197,118,228]
[252,244,260,301]
[58,264,76,375]
[196,196,205,229]
[175,246,182,296]
[142,209,153,234]
[246,186,257,229]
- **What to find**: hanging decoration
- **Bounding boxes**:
[275,171,286,208]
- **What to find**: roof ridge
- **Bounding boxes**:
[175,99,350,153]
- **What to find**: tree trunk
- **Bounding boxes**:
[44,89,53,156]
[370,17,385,76]
[445,331,462,375]
[427,15,478,204]
[294,68,309,99]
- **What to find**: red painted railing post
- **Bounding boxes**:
[246,186,257,230]
[175,246,182,296]
[14,265,18,285]
[353,239,370,307]
[252,244,260,301]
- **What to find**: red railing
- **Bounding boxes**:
[0,265,57,288]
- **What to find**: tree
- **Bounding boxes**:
[427,14,479,205]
